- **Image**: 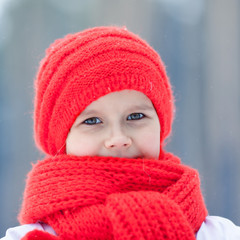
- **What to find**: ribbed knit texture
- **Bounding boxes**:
[19,153,207,239]
[34,26,174,156]
[21,26,206,239]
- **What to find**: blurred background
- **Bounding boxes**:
[0,0,240,236]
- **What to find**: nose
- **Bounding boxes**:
[104,131,132,149]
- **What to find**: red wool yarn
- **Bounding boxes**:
[34,26,174,156]
[19,27,207,240]
[19,154,207,240]
[19,26,208,239]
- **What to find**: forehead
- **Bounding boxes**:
[83,90,154,110]
[70,89,160,131]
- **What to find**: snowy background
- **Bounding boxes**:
[0,0,240,236]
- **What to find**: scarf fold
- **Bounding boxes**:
[19,153,207,240]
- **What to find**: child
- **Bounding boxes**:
[1,26,240,240]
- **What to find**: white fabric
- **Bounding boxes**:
[196,216,240,239]
[1,223,56,240]
[1,216,240,239]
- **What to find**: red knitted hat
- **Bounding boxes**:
[34,26,174,156]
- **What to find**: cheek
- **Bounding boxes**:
[66,132,101,157]
[136,129,160,159]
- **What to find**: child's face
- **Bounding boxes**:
[66,90,160,159]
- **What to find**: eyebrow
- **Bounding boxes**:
[78,103,155,119]
[79,109,101,118]
[126,104,155,112]
[81,104,154,116]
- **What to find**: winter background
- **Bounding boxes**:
[0,0,240,236]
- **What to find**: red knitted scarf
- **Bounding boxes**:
[19,153,207,240]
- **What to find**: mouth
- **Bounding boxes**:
[131,156,143,159]
[99,154,143,159]
[116,155,143,159]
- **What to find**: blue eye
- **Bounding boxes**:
[127,113,145,120]
[83,117,102,125]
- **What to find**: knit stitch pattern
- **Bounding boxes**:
[19,153,207,239]
[22,230,58,240]
[34,26,174,156]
